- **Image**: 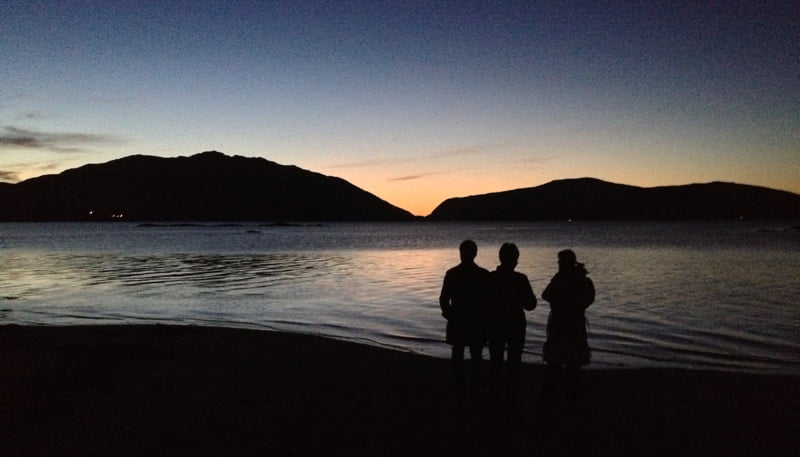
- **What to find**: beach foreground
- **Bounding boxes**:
[2,325,798,456]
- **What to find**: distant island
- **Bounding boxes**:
[428,177,800,221]
[0,151,414,221]
[0,152,798,221]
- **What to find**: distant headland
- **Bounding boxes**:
[427,177,800,221]
[0,151,798,221]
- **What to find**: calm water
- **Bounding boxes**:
[1,221,798,375]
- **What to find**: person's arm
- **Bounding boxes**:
[439,274,451,318]
[542,274,557,303]
[521,274,537,311]
[582,277,595,310]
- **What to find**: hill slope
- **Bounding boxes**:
[427,178,800,220]
[0,151,415,221]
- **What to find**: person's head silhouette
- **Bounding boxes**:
[557,249,586,274]
[459,239,478,263]
[498,243,519,269]
[558,249,577,267]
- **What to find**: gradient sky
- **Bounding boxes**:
[1,1,798,216]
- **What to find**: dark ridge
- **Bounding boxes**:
[0,151,414,222]
[427,177,800,221]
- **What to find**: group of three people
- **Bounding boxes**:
[439,240,595,413]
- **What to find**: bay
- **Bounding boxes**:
[1,221,798,375]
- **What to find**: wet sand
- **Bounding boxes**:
[2,325,798,456]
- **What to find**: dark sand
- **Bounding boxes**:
[2,325,798,456]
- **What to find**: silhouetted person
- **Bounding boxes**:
[439,240,489,394]
[540,249,595,415]
[486,243,536,411]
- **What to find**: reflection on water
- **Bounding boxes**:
[1,221,798,374]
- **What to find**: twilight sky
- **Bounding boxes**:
[1,1,798,216]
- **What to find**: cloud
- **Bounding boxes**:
[435,144,508,158]
[0,126,123,152]
[517,154,558,165]
[18,112,47,121]
[0,170,19,182]
[388,171,447,182]
[0,161,62,183]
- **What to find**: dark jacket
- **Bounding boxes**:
[439,262,489,345]
[542,265,595,366]
[486,265,536,332]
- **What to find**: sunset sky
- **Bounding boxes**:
[2,1,797,216]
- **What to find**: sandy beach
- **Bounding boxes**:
[2,325,798,456]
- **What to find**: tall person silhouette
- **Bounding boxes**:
[540,249,595,415]
[439,240,489,394]
[486,243,537,412]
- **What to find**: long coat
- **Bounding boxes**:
[439,262,489,346]
[542,267,595,366]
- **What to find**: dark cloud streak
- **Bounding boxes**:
[0,170,19,182]
[19,112,47,120]
[0,126,122,152]
[388,172,446,182]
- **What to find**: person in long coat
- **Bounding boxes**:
[439,240,489,393]
[541,249,595,413]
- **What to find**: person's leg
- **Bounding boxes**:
[488,334,504,399]
[451,344,466,390]
[540,363,559,414]
[565,365,581,414]
[506,330,525,408]
[467,342,483,393]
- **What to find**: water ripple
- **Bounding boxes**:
[1,221,799,374]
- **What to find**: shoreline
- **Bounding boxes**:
[2,324,798,456]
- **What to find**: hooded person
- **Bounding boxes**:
[541,249,595,413]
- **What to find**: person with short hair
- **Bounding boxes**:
[486,242,537,411]
[439,239,489,394]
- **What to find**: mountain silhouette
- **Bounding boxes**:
[0,151,415,221]
[427,178,800,221]
[3,156,798,222]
